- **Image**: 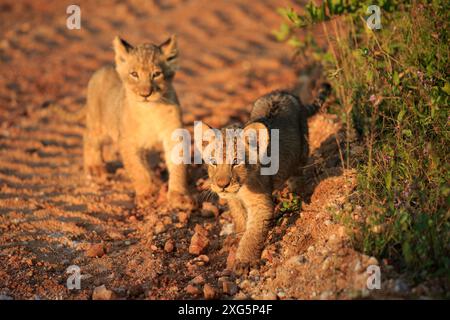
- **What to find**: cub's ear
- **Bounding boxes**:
[194,121,219,160]
[113,36,133,65]
[159,34,178,72]
[243,122,269,155]
[194,121,214,149]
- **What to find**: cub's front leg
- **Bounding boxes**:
[234,185,273,274]
[227,198,247,234]
[119,139,159,203]
[162,134,193,210]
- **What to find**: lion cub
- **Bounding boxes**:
[84,35,191,208]
[198,85,330,273]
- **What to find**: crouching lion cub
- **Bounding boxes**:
[84,35,192,209]
[197,85,330,274]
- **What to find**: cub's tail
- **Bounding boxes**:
[304,83,331,117]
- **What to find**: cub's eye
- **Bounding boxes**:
[232,158,242,166]
[130,71,139,79]
[153,71,163,78]
[208,158,217,166]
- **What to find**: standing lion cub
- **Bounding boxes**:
[84,35,191,208]
[197,85,330,273]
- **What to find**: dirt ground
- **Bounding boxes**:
[0,0,436,300]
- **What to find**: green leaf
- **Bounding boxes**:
[442,82,450,95]
[402,129,412,137]
[397,109,406,123]
[393,71,400,85]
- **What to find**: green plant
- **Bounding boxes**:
[276,0,449,280]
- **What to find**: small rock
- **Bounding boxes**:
[222,281,238,295]
[239,280,251,290]
[277,290,286,299]
[321,258,331,271]
[0,294,13,300]
[154,222,166,234]
[260,291,277,300]
[164,240,175,253]
[189,224,209,255]
[177,211,190,224]
[394,279,409,294]
[128,284,144,297]
[203,284,216,300]
[86,243,105,258]
[185,284,200,295]
[220,223,234,236]
[217,276,229,288]
[234,292,248,300]
[92,285,115,300]
[201,202,219,217]
[162,216,172,226]
[307,245,315,252]
[320,291,334,300]
[190,275,205,285]
[197,255,209,263]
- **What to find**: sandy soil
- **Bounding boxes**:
[0,0,427,300]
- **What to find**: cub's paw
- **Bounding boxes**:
[85,165,107,178]
[167,191,195,211]
[233,259,259,276]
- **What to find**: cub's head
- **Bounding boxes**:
[113,35,178,103]
[196,122,269,199]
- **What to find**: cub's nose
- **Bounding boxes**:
[139,88,153,98]
[216,176,231,189]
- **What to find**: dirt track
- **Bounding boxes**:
[0,0,404,300]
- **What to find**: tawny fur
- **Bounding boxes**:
[83,35,191,208]
[199,86,330,272]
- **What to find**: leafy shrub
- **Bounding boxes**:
[276,1,449,279]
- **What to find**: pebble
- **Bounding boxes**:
[239,280,251,290]
[394,279,409,294]
[0,295,13,300]
[321,258,331,271]
[203,284,216,299]
[222,281,238,295]
[164,240,175,253]
[260,291,277,300]
[92,285,115,300]
[154,222,166,235]
[86,243,105,258]
[190,275,205,285]
[177,211,190,224]
[189,224,209,255]
[320,291,333,300]
[185,284,200,295]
